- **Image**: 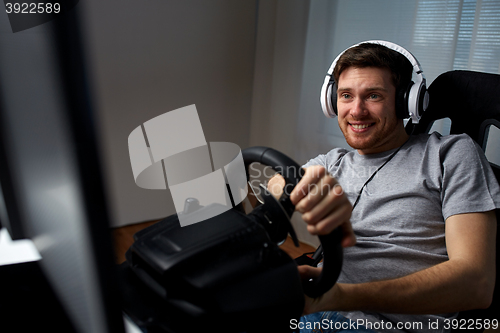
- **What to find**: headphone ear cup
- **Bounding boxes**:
[330,82,338,116]
[396,81,413,119]
[417,85,429,118]
[321,76,338,118]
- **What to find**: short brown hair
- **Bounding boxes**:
[333,43,413,92]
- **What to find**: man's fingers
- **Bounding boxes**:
[295,175,339,214]
[297,265,322,280]
[300,184,347,225]
[305,201,352,235]
[267,174,285,199]
[290,166,327,205]
[288,165,356,249]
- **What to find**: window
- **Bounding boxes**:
[412,0,500,83]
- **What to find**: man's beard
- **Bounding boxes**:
[339,118,400,152]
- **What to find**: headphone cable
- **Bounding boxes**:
[351,135,411,209]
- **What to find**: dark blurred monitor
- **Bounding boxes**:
[0,6,125,333]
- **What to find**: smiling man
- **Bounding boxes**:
[336,66,408,155]
[272,42,500,332]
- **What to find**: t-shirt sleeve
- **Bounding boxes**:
[440,134,500,220]
[302,148,350,172]
[302,154,327,169]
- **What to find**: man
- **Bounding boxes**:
[270,42,499,332]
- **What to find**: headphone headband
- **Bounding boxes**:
[320,40,429,124]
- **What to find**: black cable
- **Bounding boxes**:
[351,136,411,210]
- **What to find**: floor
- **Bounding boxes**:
[112,219,316,264]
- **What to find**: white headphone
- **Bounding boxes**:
[320,40,429,124]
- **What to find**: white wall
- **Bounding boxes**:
[80,0,258,227]
[249,0,310,158]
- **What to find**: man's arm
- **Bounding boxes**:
[302,210,497,315]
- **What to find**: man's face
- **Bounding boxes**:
[336,66,407,155]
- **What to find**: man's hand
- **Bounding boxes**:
[289,165,356,248]
[297,265,333,315]
[268,165,356,247]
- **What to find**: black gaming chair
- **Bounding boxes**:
[406,70,500,331]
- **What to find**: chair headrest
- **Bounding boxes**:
[411,70,500,147]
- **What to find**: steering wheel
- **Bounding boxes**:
[242,146,343,298]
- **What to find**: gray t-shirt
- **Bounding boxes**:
[303,132,500,332]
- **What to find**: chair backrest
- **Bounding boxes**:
[407,70,500,177]
[406,70,500,329]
